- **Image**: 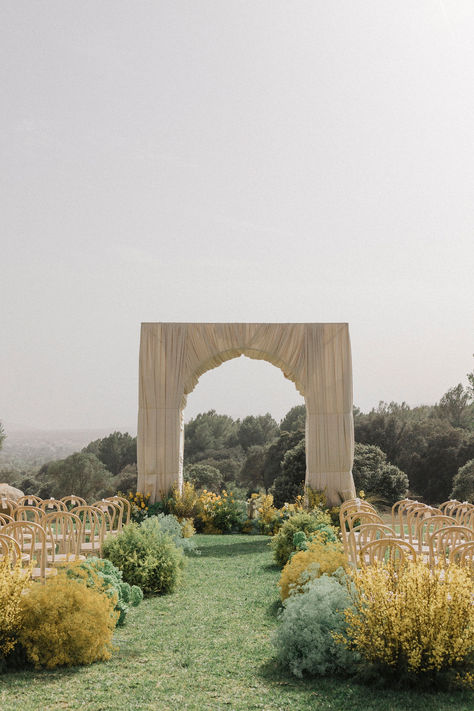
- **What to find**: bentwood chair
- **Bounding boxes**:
[358,537,417,568]
[1,521,57,581]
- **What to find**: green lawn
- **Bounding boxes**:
[1,534,472,711]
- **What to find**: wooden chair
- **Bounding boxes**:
[339,500,377,553]
[16,495,43,507]
[348,522,396,566]
[429,525,473,568]
[0,533,22,565]
[39,498,67,513]
[42,511,85,565]
[449,541,474,569]
[92,500,122,536]
[71,506,106,557]
[414,515,457,557]
[391,499,424,538]
[0,497,18,517]
[61,495,87,509]
[358,537,417,568]
[14,505,44,525]
[106,495,131,527]
[439,499,460,516]
[1,521,57,581]
[0,512,15,527]
[405,506,441,547]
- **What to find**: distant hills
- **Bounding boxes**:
[0,425,136,472]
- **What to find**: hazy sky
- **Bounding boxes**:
[1,1,473,432]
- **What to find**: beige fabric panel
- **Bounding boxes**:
[137,322,355,505]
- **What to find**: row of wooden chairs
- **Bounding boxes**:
[0,495,131,581]
[340,498,474,569]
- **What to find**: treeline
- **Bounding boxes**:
[1,370,473,504]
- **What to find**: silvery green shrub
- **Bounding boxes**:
[273,574,358,678]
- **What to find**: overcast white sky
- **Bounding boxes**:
[1,1,473,432]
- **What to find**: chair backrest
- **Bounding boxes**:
[16,495,43,507]
[449,541,474,568]
[92,500,121,533]
[106,495,131,526]
[405,505,441,545]
[2,521,47,578]
[39,498,68,512]
[347,523,395,566]
[42,511,83,558]
[439,499,460,516]
[0,512,15,527]
[358,537,417,568]
[0,533,22,565]
[0,497,18,516]
[14,506,44,524]
[71,506,106,555]
[450,502,474,523]
[339,501,378,549]
[429,525,473,568]
[60,495,87,509]
[392,499,425,538]
[415,514,457,553]
[461,508,474,530]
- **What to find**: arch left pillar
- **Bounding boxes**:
[137,323,185,499]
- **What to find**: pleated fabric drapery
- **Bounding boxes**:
[137,322,355,504]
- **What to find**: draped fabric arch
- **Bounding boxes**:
[137,322,355,505]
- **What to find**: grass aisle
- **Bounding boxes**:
[1,534,473,711]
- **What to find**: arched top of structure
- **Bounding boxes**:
[137,321,355,504]
[139,322,352,413]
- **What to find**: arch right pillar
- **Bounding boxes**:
[303,324,355,503]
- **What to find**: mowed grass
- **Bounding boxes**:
[1,534,473,711]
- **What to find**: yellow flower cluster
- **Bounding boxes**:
[342,560,474,673]
[128,491,150,511]
[0,558,32,657]
[279,538,347,601]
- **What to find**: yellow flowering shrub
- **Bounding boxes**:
[0,558,32,658]
[279,538,348,600]
[126,490,151,522]
[195,489,244,533]
[167,482,199,520]
[180,518,196,538]
[18,574,119,669]
[342,560,474,675]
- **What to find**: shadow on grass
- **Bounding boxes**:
[197,539,271,558]
[266,598,282,619]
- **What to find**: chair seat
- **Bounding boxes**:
[31,566,58,579]
[51,553,86,564]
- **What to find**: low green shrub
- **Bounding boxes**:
[141,514,196,553]
[270,510,337,567]
[273,574,357,678]
[279,538,347,600]
[102,522,185,595]
[64,557,143,626]
[18,575,118,669]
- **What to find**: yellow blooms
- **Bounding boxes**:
[279,539,347,601]
[0,558,32,657]
[342,560,474,673]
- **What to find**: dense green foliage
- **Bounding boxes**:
[36,451,113,501]
[274,575,357,678]
[64,557,143,626]
[270,510,336,567]
[102,521,186,595]
[83,431,136,476]
[184,462,223,492]
[272,438,306,507]
[352,443,408,504]
[450,458,474,502]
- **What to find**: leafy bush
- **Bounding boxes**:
[102,522,185,595]
[64,557,143,626]
[184,463,223,492]
[352,443,408,505]
[273,574,357,678]
[342,560,474,677]
[279,538,347,600]
[124,491,163,523]
[270,510,336,567]
[450,459,474,503]
[0,559,32,661]
[141,514,196,553]
[195,489,246,533]
[164,481,199,520]
[18,575,118,668]
[271,439,306,508]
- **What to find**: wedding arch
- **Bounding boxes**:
[137,322,355,505]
